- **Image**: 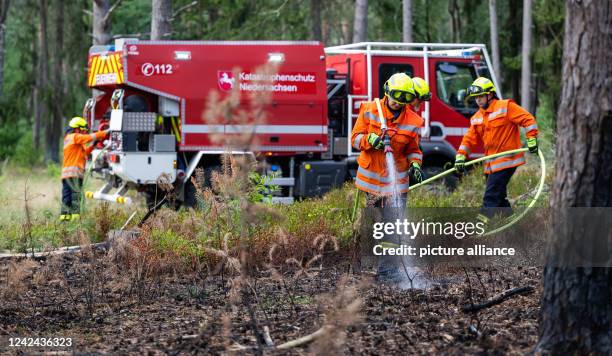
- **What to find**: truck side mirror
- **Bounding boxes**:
[457,89,467,102]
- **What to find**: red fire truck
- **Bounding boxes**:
[85,39,500,206]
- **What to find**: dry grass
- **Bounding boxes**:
[0,168,62,225]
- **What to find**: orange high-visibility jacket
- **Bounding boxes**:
[351,97,423,195]
[457,99,538,174]
[61,131,107,179]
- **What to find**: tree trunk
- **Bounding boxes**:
[151,0,172,40]
[0,0,10,99]
[341,18,351,45]
[488,0,501,85]
[537,1,612,354]
[461,0,476,41]
[93,0,111,45]
[310,0,322,41]
[507,0,521,99]
[424,0,430,42]
[520,0,533,111]
[33,0,49,151]
[45,0,64,163]
[352,0,367,43]
[402,0,412,43]
[448,0,461,43]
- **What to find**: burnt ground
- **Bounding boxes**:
[0,249,541,355]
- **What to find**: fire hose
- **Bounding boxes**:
[350,101,547,235]
[408,147,546,236]
[350,148,546,235]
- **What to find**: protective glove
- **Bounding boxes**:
[454,154,466,174]
[367,133,384,150]
[408,162,423,184]
[527,137,538,154]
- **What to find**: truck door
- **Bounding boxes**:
[428,60,491,155]
[434,61,491,118]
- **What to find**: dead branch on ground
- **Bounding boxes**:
[462,285,535,313]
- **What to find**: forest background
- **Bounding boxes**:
[0,0,562,167]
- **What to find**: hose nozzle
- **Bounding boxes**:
[381,128,397,153]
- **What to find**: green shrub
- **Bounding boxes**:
[12,134,42,167]
[0,124,22,161]
[46,163,61,178]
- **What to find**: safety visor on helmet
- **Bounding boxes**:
[466,85,490,97]
[417,91,432,101]
[75,122,89,130]
[387,90,415,104]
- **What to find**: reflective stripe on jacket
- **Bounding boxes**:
[61,131,106,179]
[350,97,423,195]
[457,99,538,174]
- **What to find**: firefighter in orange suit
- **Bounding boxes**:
[351,73,424,206]
[59,117,108,221]
[351,73,424,283]
[454,77,539,220]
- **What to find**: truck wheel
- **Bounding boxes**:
[423,165,458,191]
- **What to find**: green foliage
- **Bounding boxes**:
[111,0,151,38]
[533,0,565,119]
[248,171,279,204]
[46,163,61,178]
[281,184,355,242]
[12,134,42,167]
[0,124,22,161]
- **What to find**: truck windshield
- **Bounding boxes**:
[436,61,489,117]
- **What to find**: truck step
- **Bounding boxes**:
[271,197,294,204]
[265,178,295,186]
